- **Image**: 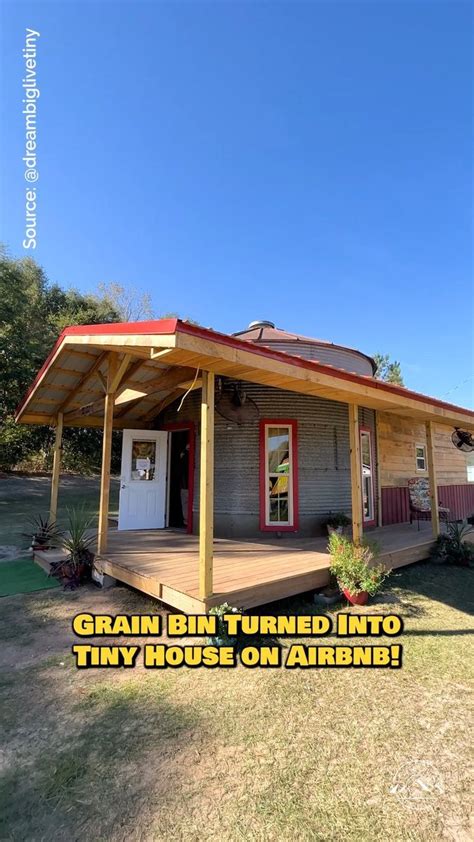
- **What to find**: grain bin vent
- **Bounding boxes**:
[247,320,275,329]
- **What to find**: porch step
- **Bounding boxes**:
[34,548,67,575]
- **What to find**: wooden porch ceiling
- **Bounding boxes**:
[15,319,474,430]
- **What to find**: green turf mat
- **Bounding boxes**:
[0,558,60,597]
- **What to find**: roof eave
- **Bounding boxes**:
[14,317,474,431]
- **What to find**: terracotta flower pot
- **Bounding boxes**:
[342,588,369,606]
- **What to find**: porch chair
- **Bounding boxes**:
[408,477,450,530]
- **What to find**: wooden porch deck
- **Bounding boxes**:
[93,523,436,613]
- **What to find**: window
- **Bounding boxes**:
[415,444,427,472]
[130,439,157,481]
[467,454,474,483]
[260,420,298,531]
[360,428,375,524]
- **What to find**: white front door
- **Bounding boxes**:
[118,429,169,531]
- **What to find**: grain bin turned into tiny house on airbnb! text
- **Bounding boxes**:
[156,320,473,538]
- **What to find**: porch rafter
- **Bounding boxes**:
[15,320,474,431]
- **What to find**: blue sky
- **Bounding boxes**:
[1,1,472,406]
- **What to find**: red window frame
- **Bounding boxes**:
[360,425,376,527]
[259,419,299,532]
[160,421,195,534]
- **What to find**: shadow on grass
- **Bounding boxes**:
[0,665,200,840]
[242,561,473,625]
[389,560,474,616]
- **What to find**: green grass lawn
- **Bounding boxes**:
[0,561,472,841]
[0,473,119,553]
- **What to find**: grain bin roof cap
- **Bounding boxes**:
[233,323,377,375]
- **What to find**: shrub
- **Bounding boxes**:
[430,521,474,567]
[51,506,95,588]
[23,514,62,548]
[328,532,388,596]
[208,603,243,646]
[324,511,351,529]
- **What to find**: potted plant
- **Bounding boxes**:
[50,507,95,589]
[328,532,388,606]
[429,521,474,567]
[323,512,351,536]
[24,515,62,552]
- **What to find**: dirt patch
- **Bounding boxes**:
[0,584,169,670]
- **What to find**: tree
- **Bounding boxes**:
[0,250,196,472]
[95,282,155,322]
[0,250,123,471]
[0,251,53,417]
[373,353,404,386]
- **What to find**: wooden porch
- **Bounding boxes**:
[91,522,436,613]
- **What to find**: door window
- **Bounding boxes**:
[131,439,157,481]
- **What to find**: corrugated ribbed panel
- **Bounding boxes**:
[160,383,378,522]
[259,342,373,376]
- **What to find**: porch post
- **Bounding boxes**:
[49,412,63,523]
[199,370,215,600]
[348,403,362,543]
[97,354,118,556]
[425,420,440,537]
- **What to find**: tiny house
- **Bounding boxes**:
[16,318,474,611]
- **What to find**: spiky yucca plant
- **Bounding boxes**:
[51,506,95,588]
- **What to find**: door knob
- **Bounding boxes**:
[121,483,127,489]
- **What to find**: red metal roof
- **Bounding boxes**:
[15,317,474,423]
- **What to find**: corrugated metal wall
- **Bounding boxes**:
[382,484,474,524]
[261,341,374,375]
[381,487,411,525]
[160,382,377,537]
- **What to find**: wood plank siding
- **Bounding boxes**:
[378,413,470,486]
[378,412,473,524]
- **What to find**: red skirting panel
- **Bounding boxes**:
[438,485,474,521]
[381,487,410,525]
[381,484,474,525]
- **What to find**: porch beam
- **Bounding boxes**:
[58,351,108,413]
[425,420,440,537]
[49,412,63,523]
[199,371,215,599]
[115,366,197,420]
[348,404,363,543]
[118,357,148,387]
[97,354,118,556]
[109,354,132,394]
[139,389,185,424]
